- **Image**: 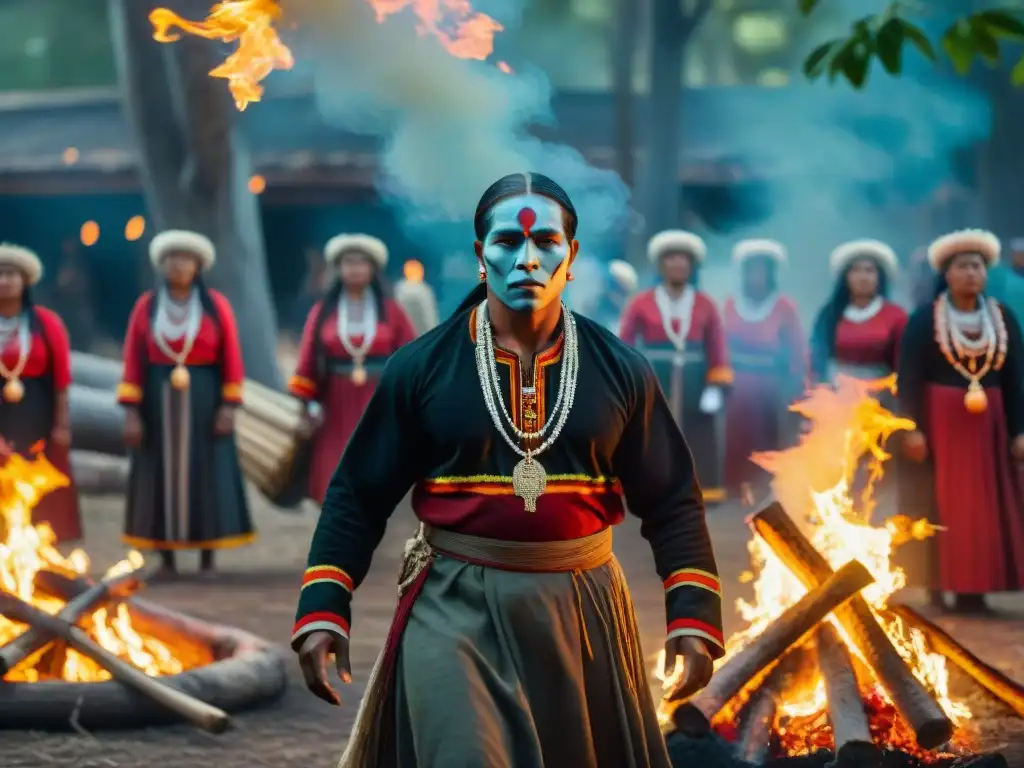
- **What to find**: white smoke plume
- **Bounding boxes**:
[286,0,629,255]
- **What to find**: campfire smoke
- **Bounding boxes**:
[654,376,979,762]
[0,451,194,682]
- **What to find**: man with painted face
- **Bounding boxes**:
[620,230,733,503]
[293,172,724,767]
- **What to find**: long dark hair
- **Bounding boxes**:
[454,172,579,316]
[810,259,891,379]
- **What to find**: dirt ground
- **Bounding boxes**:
[1,490,1023,767]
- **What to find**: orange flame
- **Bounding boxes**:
[150,0,294,111]
[151,0,504,111]
[651,376,972,759]
[0,452,196,681]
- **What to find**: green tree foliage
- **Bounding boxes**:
[800,1,1024,88]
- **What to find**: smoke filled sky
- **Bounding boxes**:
[283,0,991,320]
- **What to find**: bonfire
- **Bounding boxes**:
[0,450,195,682]
[652,376,990,763]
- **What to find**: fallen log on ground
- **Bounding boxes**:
[748,502,953,749]
[671,559,874,735]
[69,384,126,457]
[71,352,122,391]
[69,451,128,494]
[816,623,882,767]
[889,603,1024,720]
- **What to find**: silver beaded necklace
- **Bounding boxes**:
[474,300,580,512]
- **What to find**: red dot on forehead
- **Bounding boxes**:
[517,207,537,234]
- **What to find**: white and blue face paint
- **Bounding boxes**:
[479,192,574,312]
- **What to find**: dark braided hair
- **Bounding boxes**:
[810,258,891,381]
[149,272,222,333]
[456,172,579,314]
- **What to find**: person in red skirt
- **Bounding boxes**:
[810,239,907,387]
[898,229,1024,614]
[620,230,732,503]
[0,243,80,542]
[289,234,417,503]
[118,230,252,577]
[722,239,806,500]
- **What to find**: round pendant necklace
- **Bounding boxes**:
[338,294,377,386]
[153,290,200,390]
[0,315,30,403]
[933,293,1007,413]
[474,301,579,512]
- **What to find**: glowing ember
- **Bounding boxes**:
[150,0,503,111]
[652,375,974,760]
[150,0,294,111]
[0,452,189,682]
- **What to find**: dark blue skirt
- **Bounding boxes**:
[123,363,253,550]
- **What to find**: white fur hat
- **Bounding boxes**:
[732,238,786,265]
[608,259,638,293]
[149,230,215,271]
[927,229,1000,271]
[829,239,898,276]
[647,230,706,264]
[0,244,42,286]
[324,234,388,269]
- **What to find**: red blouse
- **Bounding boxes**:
[834,301,908,370]
[723,295,807,384]
[117,289,245,405]
[289,297,417,400]
[619,288,732,385]
[0,307,72,390]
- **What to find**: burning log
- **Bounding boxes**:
[69,384,127,457]
[0,569,143,676]
[0,591,231,733]
[748,502,954,749]
[816,623,882,767]
[889,603,1024,720]
[733,646,812,764]
[672,559,875,735]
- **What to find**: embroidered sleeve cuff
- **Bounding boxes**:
[666,618,725,656]
[116,382,142,404]
[221,382,243,403]
[288,374,318,400]
[293,565,354,650]
[664,567,725,658]
[706,366,734,386]
[291,611,350,650]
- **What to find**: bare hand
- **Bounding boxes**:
[0,437,11,464]
[123,409,143,448]
[662,634,715,702]
[50,425,71,448]
[903,430,928,463]
[213,405,235,436]
[1012,434,1024,462]
[297,630,351,706]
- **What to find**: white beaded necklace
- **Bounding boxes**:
[337,294,377,385]
[654,284,694,352]
[474,300,580,512]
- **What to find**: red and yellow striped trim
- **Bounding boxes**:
[664,568,721,597]
[221,382,243,403]
[288,374,318,399]
[706,366,734,386]
[302,565,354,593]
[116,382,142,404]
[421,474,622,496]
[666,618,724,650]
[291,611,350,643]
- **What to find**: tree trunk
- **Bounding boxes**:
[612,0,639,193]
[107,0,281,387]
[644,0,711,240]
